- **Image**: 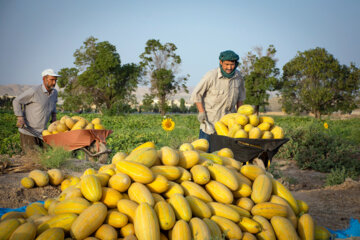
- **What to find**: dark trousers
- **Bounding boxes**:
[20,132,44,154]
[199,129,211,153]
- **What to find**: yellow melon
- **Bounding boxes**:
[271,126,285,139]
[262,131,273,139]
[244,124,254,132]
[85,123,94,129]
[47,120,60,132]
[260,116,275,127]
[248,114,260,126]
[179,143,194,152]
[91,117,101,125]
[238,104,255,116]
[42,130,52,136]
[249,127,262,139]
[257,122,271,131]
[235,114,249,126]
[94,123,105,130]
[234,129,248,138]
[65,118,75,129]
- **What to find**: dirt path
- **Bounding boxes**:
[293,180,360,230]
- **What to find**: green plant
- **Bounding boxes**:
[325,167,347,186]
[39,146,72,168]
[283,176,298,185]
[294,124,360,173]
[268,162,283,179]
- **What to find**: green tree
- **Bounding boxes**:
[142,93,154,112]
[57,67,85,112]
[139,39,189,115]
[179,98,187,113]
[170,100,180,113]
[240,45,279,114]
[58,36,141,113]
[0,94,15,111]
[189,103,198,113]
[279,47,360,118]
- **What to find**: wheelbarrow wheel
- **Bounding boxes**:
[85,142,109,164]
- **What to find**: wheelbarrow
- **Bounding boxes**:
[209,134,289,168]
[23,125,112,163]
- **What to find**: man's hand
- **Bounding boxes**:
[16,116,25,128]
[197,112,206,123]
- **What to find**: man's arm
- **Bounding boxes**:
[191,72,212,124]
[12,88,34,127]
[195,102,207,123]
[195,102,205,113]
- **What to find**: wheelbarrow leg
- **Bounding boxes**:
[81,142,111,164]
[253,158,266,170]
[97,142,109,164]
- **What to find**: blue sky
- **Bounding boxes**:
[0,0,359,87]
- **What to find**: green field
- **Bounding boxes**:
[1,112,359,175]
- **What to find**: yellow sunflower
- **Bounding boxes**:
[324,122,329,129]
[162,118,175,131]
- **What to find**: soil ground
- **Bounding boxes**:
[0,155,359,239]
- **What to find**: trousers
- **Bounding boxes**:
[19,132,44,154]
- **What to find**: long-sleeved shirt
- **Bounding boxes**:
[13,84,58,136]
[190,67,245,134]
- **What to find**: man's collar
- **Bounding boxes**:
[218,67,225,78]
[42,84,48,93]
[42,84,54,95]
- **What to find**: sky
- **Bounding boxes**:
[0,0,359,87]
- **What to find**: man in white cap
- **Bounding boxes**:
[13,69,60,153]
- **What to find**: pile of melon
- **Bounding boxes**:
[1,140,332,240]
[42,116,105,136]
[215,105,284,139]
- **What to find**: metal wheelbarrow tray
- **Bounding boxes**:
[42,129,113,163]
[209,134,289,165]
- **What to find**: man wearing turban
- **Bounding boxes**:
[190,50,245,144]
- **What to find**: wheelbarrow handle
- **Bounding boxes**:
[21,125,43,140]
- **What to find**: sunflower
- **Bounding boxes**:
[324,122,329,129]
[162,118,175,131]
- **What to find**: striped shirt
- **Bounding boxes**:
[13,84,58,136]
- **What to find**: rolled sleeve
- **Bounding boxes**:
[12,88,35,117]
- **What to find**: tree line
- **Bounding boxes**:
[57,36,360,119]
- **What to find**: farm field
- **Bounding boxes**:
[0,112,359,238]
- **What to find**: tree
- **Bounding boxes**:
[179,98,187,113]
[142,93,154,112]
[58,36,141,113]
[170,100,180,113]
[279,47,360,118]
[139,39,189,115]
[189,103,198,113]
[57,67,85,111]
[240,45,279,114]
[0,94,15,111]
